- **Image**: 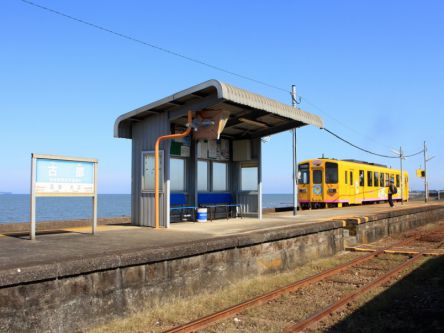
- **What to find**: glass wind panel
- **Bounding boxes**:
[212,162,227,191]
[197,161,208,191]
[241,166,258,191]
[170,158,185,191]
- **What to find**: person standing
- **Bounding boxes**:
[388,180,397,207]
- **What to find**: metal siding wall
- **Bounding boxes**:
[238,193,259,215]
[131,113,170,227]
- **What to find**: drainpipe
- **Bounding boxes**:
[155,111,192,229]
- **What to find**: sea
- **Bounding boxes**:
[0,194,294,224]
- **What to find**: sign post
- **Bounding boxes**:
[30,154,98,240]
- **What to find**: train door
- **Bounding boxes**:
[325,162,339,206]
[349,169,355,204]
[359,170,365,203]
[311,168,323,206]
[404,174,409,201]
[298,163,310,208]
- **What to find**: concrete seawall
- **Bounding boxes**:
[0,204,443,332]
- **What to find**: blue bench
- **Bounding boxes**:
[170,193,196,222]
[198,193,242,221]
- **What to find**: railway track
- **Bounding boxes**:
[164,224,444,333]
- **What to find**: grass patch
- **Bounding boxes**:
[88,252,362,333]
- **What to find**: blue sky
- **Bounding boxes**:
[1,0,442,194]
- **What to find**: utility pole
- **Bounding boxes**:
[424,141,428,202]
[399,146,404,205]
[423,141,435,203]
[291,85,298,216]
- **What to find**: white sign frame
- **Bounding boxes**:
[30,153,98,240]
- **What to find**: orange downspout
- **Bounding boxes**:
[154,111,192,229]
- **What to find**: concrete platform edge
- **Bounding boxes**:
[0,221,342,288]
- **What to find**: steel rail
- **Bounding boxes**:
[163,237,416,333]
[283,239,444,333]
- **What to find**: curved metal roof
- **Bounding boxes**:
[115,79,323,139]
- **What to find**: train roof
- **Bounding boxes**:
[299,158,388,168]
[341,159,387,168]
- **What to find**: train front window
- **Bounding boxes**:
[298,163,310,184]
[325,162,338,184]
[313,170,323,184]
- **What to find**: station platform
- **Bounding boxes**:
[0,201,442,288]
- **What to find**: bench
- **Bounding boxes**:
[198,193,242,221]
[170,193,196,222]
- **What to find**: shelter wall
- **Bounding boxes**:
[131,113,170,227]
[131,115,263,226]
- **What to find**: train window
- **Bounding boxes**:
[396,175,400,187]
[385,173,389,186]
[380,173,384,187]
[390,174,394,184]
[345,171,348,184]
[298,163,310,184]
[374,172,379,187]
[350,171,353,185]
[367,171,373,186]
[313,170,322,184]
[359,170,364,186]
[325,162,338,184]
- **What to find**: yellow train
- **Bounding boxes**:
[298,158,409,209]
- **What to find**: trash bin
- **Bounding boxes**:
[197,208,208,222]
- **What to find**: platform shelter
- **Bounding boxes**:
[114,80,323,227]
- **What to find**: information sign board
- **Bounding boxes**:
[35,159,95,195]
[30,154,98,240]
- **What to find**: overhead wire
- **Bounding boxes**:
[19,0,426,161]
[301,97,425,159]
[18,0,289,93]
[322,128,424,160]
[322,128,400,159]
[404,150,424,158]
[301,96,397,151]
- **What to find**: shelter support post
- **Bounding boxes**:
[291,85,298,216]
[30,155,36,240]
[92,162,98,234]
